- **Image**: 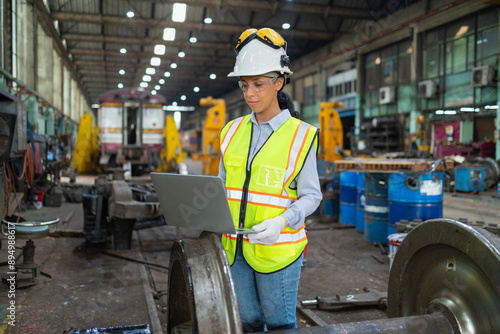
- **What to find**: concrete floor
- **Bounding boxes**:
[0,165,499,333]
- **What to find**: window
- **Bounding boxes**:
[423,45,439,79]
[344,81,351,94]
[335,84,343,96]
[363,40,411,91]
[304,85,316,106]
[327,85,334,98]
[477,28,498,63]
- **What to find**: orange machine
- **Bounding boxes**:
[318,101,344,162]
[199,97,226,175]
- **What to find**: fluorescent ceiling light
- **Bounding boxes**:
[159,79,165,84]
[163,28,176,41]
[282,23,290,29]
[164,71,171,77]
[178,51,185,58]
[151,57,161,66]
[455,26,469,39]
[155,85,160,90]
[193,86,200,92]
[485,105,498,109]
[119,69,125,75]
[91,104,99,108]
[163,105,195,111]
[151,90,157,95]
[460,107,479,112]
[172,101,178,106]
[127,11,134,18]
[210,73,216,79]
[170,63,177,69]
[180,95,186,101]
[120,48,127,54]
[204,17,212,24]
[444,110,457,115]
[146,67,156,75]
[189,37,197,43]
[117,83,123,88]
[435,110,444,114]
[142,75,152,82]
[172,3,187,22]
[140,82,148,88]
[154,44,166,55]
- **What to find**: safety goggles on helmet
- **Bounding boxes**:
[238,76,279,93]
[235,28,287,54]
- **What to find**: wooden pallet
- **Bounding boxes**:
[333,158,453,172]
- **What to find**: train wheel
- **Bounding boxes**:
[167,232,243,334]
[388,218,500,333]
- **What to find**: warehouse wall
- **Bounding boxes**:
[221,0,498,159]
[0,0,91,142]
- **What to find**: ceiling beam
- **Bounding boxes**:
[69,48,234,63]
[74,59,231,69]
[54,13,339,40]
[62,33,232,49]
[96,0,374,19]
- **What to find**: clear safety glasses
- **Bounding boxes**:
[238,76,279,93]
[234,28,287,54]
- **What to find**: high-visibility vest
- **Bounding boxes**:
[220,114,319,273]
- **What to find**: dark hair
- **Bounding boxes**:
[277,90,299,119]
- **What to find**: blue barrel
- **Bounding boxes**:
[388,172,444,235]
[356,172,366,232]
[323,171,340,219]
[364,173,389,243]
[339,171,357,225]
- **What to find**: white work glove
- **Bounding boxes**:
[247,216,286,245]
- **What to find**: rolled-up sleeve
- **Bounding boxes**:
[280,146,322,230]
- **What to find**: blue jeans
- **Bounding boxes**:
[231,246,303,332]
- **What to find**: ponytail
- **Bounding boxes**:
[277,91,299,119]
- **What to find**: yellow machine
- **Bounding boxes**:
[318,101,345,162]
[415,114,431,153]
[199,97,226,175]
[72,113,101,173]
[157,115,184,173]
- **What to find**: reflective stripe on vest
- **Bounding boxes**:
[221,116,248,157]
[223,225,307,244]
[282,121,314,196]
[227,188,295,209]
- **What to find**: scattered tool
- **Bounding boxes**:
[301,288,387,311]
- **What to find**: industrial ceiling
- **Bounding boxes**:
[39,0,422,108]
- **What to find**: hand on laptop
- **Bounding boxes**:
[247,216,286,245]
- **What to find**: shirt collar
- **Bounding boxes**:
[249,109,291,131]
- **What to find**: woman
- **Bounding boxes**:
[219,28,322,332]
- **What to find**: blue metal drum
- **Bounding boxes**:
[388,172,443,235]
[322,181,336,218]
[356,172,366,232]
[364,173,389,243]
[339,171,357,225]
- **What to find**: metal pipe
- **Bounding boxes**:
[265,313,454,334]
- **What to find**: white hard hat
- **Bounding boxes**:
[227,39,293,78]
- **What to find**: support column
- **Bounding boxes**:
[496,11,500,161]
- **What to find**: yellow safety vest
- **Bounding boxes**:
[220,114,319,273]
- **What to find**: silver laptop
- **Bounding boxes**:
[150,173,256,234]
